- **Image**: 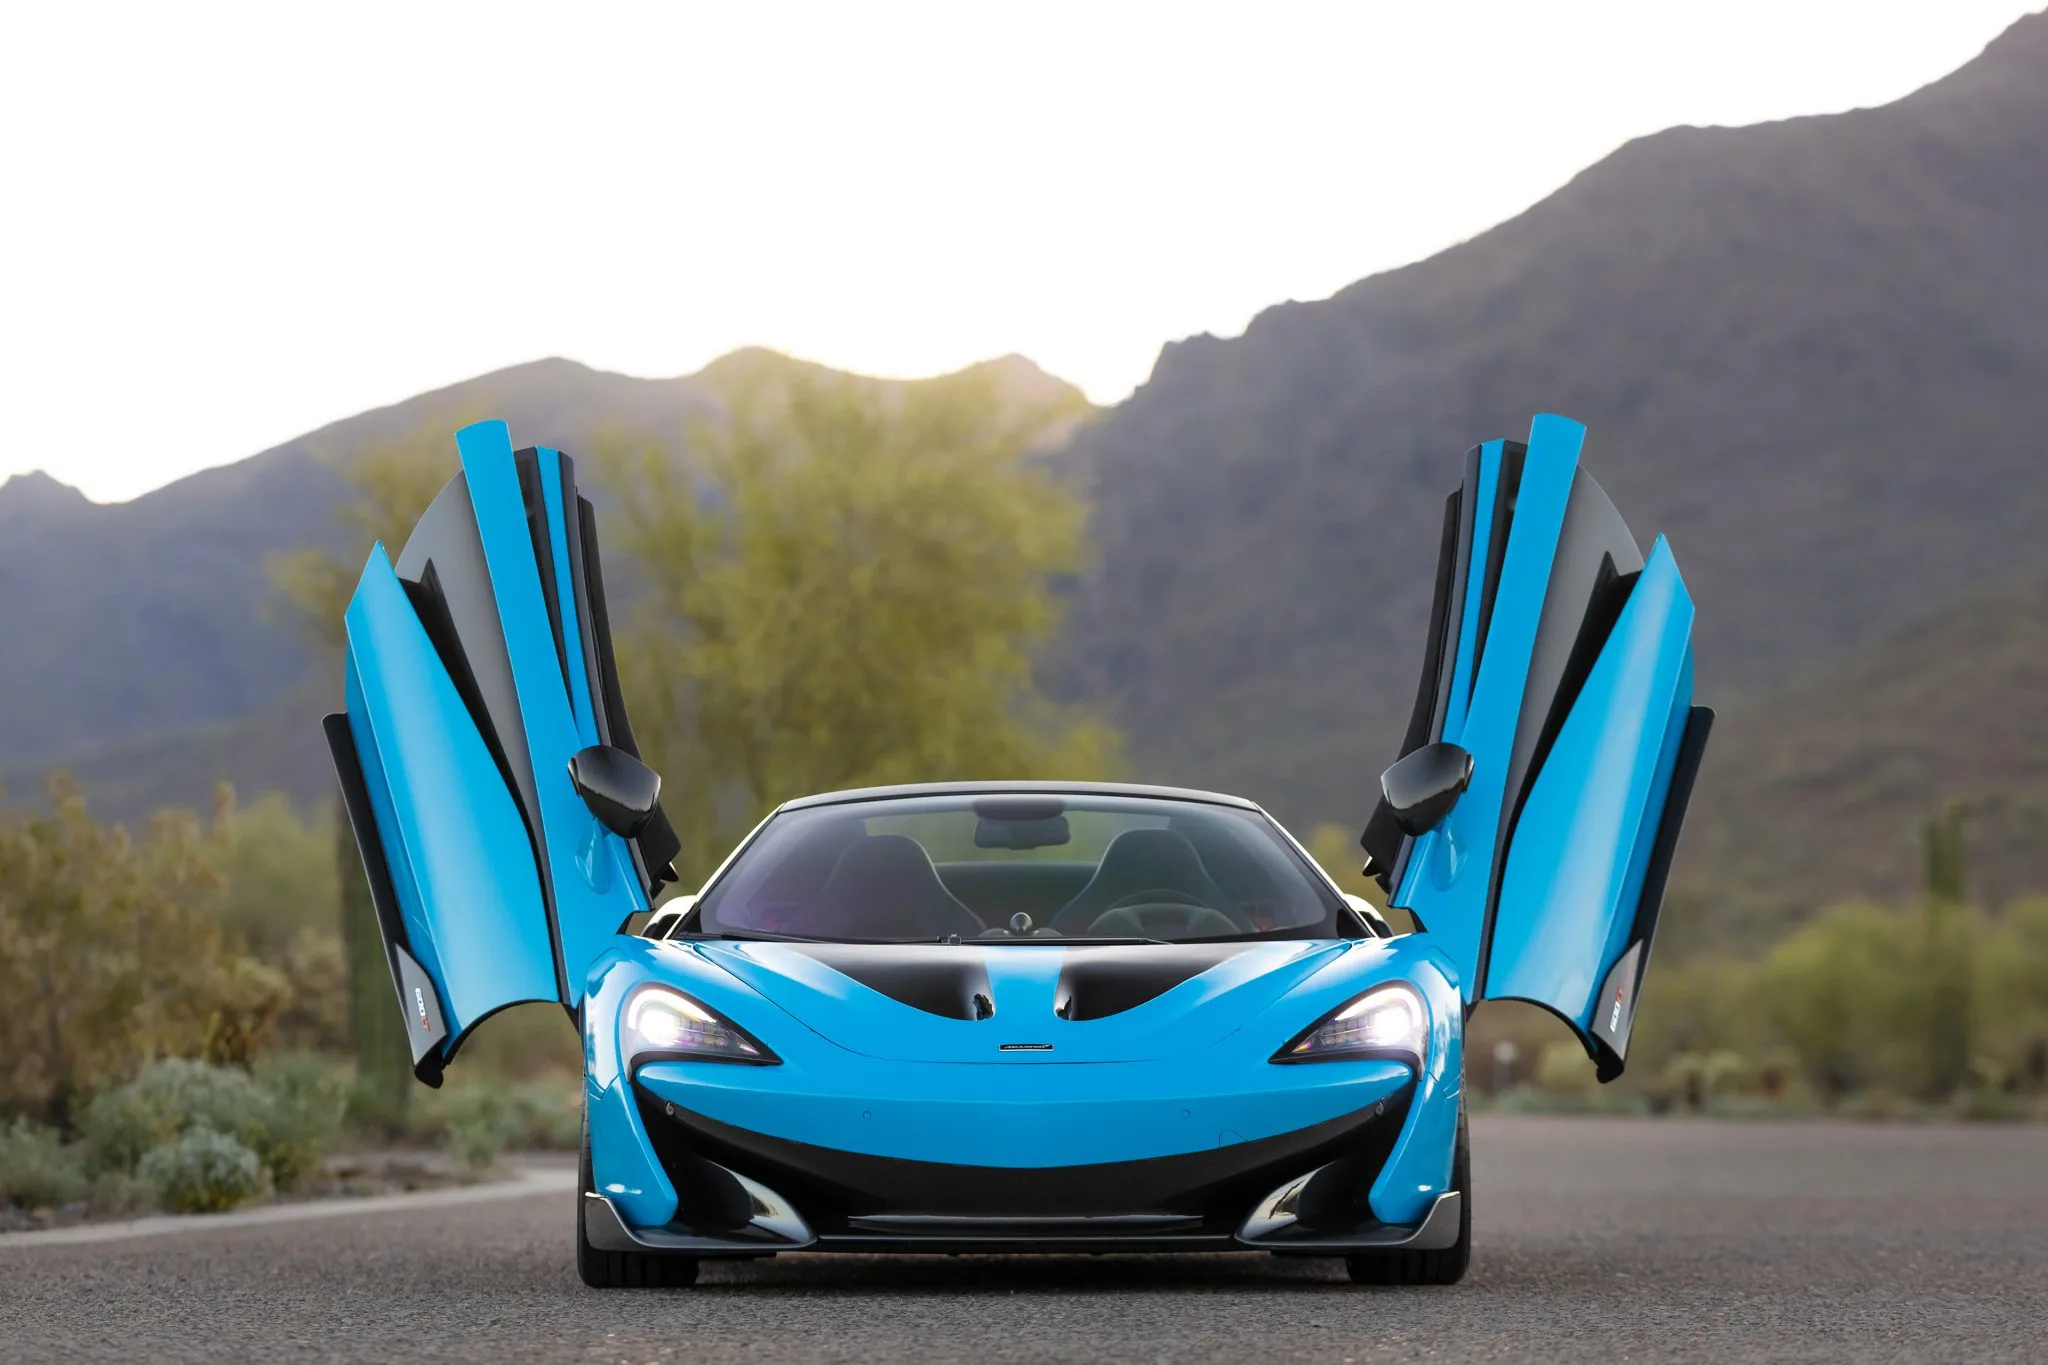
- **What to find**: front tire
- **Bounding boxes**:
[1346,1105,1470,1286]
[578,1113,699,1289]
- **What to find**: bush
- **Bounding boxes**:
[0,1117,90,1209]
[195,955,293,1068]
[249,1053,351,1191]
[79,1056,349,1194]
[138,1127,266,1213]
[79,1059,267,1173]
[507,1079,582,1150]
[0,779,265,1127]
[89,1170,155,1219]
[1534,1041,1599,1097]
[1491,1084,1648,1117]
[414,1076,581,1169]
[440,1086,519,1171]
[1953,1085,2026,1122]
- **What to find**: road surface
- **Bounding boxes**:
[4,1116,2043,1362]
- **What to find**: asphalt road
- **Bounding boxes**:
[4,1116,2043,1363]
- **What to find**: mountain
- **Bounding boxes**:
[0,471,92,524]
[0,351,1088,817]
[1690,566,2048,929]
[1050,11,2048,910]
[10,15,2048,929]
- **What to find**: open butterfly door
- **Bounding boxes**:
[324,420,681,1085]
[1360,415,1713,1081]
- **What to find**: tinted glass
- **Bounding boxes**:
[692,793,1347,943]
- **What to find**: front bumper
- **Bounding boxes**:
[586,1076,1451,1256]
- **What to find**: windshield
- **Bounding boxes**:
[689,792,1350,943]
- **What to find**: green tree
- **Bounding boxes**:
[0,777,272,1126]
[214,795,349,1054]
[606,356,1119,882]
[1977,896,2048,1092]
[1758,901,1912,1103]
[270,423,461,1122]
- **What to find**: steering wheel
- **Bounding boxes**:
[1086,888,1244,939]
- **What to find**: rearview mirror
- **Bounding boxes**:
[568,745,662,839]
[1380,742,1474,836]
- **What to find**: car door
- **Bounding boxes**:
[325,419,680,1084]
[1360,415,1712,1080]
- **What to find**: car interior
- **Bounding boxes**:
[691,795,1349,942]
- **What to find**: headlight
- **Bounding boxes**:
[1273,983,1427,1066]
[625,987,778,1065]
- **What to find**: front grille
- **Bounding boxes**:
[632,1080,1413,1241]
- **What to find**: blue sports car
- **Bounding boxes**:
[327,414,1709,1288]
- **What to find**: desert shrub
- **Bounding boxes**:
[0,779,299,1127]
[1977,897,2048,1091]
[1837,1087,1911,1121]
[507,1080,582,1150]
[274,928,350,1054]
[0,1117,90,1208]
[79,1059,267,1173]
[1759,902,1916,1102]
[1941,1088,2023,1121]
[413,1075,580,1168]
[80,1056,349,1194]
[196,955,294,1068]
[439,1085,518,1170]
[1534,1041,1599,1097]
[249,1053,351,1191]
[212,794,339,960]
[449,1003,581,1079]
[138,1127,265,1213]
[89,1170,155,1218]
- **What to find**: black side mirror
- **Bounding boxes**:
[1380,742,1474,836]
[568,745,662,839]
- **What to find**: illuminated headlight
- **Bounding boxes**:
[1273,983,1427,1066]
[625,987,778,1065]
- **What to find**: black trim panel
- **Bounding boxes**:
[324,712,449,1087]
[1361,490,1463,889]
[514,447,572,696]
[1467,439,1526,684]
[632,1081,1413,1240]
[1591,704,1715,1081]
[577,494,681,891]
[1402,490,1464,758]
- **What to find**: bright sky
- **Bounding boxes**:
[1,2,2038,502]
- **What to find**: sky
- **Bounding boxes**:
[1,1,2039,503]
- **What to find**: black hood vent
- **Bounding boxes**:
[1054,945,1249,1022]
[786,945,995,1022]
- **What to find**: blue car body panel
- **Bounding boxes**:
[327,421,675,1081]
[1387,415,1710,1072]
[326,414,1706,1246]
[341,551,558,1043]
[454,422,643,1001]
[1486,540,1696,1036]
[584,934,1464,1231]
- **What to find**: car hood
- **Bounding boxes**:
[691,939,1353,1063]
